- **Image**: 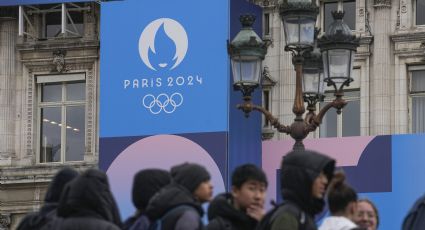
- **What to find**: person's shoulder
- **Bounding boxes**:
[207,216,232,230]
[270,211,299,230]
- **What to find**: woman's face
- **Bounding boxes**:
[356,201,378,230]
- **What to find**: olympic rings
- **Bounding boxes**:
[142,93,183,114]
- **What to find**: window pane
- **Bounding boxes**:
[320,106,337,137]
[417,0,425,25]
[412,96,425,133]
[68,11,84,36]
[41,83,62,102]
[65,106,85,161]
[412,70,425,92]
[324,1,355,31]
[342,99,360,136]
[40,107,62,162]
[66,81,86,101]
[343,2,356,30]
[264,13,270,35]
[46,12,62,37]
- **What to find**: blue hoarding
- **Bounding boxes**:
[100,0,229,137]
[0,0,95,6]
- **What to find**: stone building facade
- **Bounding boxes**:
[255,0,425,140]
[0,2,99,229]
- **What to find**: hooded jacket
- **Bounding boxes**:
[17,167,78,230]
[270,150,335,230]
[146,183,204,230]
[207,193,258,230]
[40,169,122,230]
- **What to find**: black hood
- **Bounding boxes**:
[208,193,257,227]
[44,167,78,203]
[57,169,122,227]
[146,183,204,220]
[280,150,335,215]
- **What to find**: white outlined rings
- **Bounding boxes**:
[142,92,183,114]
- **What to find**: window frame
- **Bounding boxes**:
[321,0,356,32]
[36,73,87,164]
[414,0,425,27]
[408,66,425,133]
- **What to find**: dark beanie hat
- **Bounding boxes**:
[171,163,211,193]
[132,169,171,210]
[45,167,79,203]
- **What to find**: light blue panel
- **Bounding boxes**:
[100,0,229,137]
[359,134,425,230]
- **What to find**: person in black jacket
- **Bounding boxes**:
[146,162,213,230]
[40,169,122,230]
[207,164,268,230]
[123,169,171,230]
[17,167,78,230]
[262,149,335,230]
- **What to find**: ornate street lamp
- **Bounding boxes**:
[228,15,268,102]
[229,2,359,150]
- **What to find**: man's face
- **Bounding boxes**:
[193,180,213,203]
[311,172,328,199]
[232,180,266,211]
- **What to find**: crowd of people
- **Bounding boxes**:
[16,149,420,230]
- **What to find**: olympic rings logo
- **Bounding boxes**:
[142,93,184,114]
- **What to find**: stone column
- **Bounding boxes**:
[0,11,18,166]
[370,0,392,135]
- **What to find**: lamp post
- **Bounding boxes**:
[228,0,359,151]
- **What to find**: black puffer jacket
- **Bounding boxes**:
[40,169,122,230]
[207,193,258,230]
[146,183,204,230]
[268,150,335,230]
[17,167,78,230]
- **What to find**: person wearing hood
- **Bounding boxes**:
[146,162,213,230]
[319,171,361,230]
[17,167,79,230]
[261,149,335,230]
[40,169,122,230]
[207,164,268,230]
[123,169,171,230]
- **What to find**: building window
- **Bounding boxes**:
[416,0,425,25]
[320,68,360,137]
[264,13,270,36]
[263,89,271,127]
[37,74,86,163]
[409,68,425,133]
[323,0,356,31]
[19,3,86,39]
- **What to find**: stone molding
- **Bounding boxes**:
[374,0,391,8]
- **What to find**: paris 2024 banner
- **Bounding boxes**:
[99,0,263,220]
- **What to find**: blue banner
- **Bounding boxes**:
[0,0,95,6]
[100,0,229,137]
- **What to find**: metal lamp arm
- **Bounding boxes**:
[306,96,347,131]
[237,101,291,134]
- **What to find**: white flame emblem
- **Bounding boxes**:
[138,18,188,71]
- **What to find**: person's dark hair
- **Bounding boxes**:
[358,198,379,227]
[171,162,210,193]
[132,169,171,210]
[327,171,357,214]
[232,164,268,188]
